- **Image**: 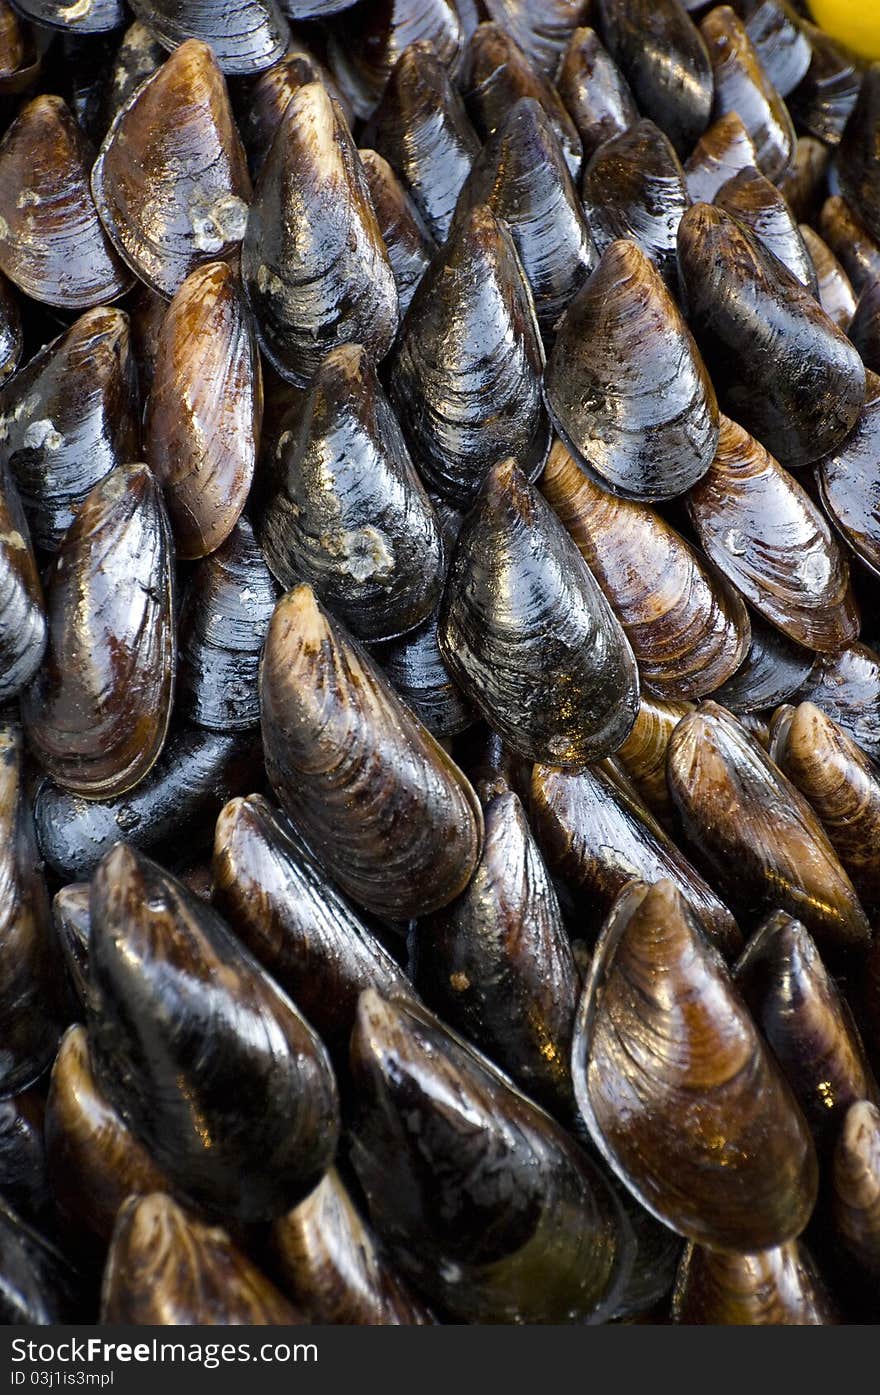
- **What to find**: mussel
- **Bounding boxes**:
[103,21,166,131]
[376,614,474,738]
[13,0,125,32]
[711,612,815,714]
[791,643,880,764]
[848,281,880,375]
[481,0,587,77]
[358,150,435,320]
[0,1,39,96]
[0,1201,82,1324]
[555,26,638,162]
[819,195,880,296]
[778,136,832,223]
[616,696,695,828]
[715,165,818,293]
[237,42,353,176]
[51,884,92,1015]
[800,225,857,329]
[126,0,290,77]
[0,1094,50,1233]
[684,113,759,204]
[326,0,463,119]
[0,461,46,703]
[730,0,812,98]
[701,5,795,182]
[672,1241,836,1324]
[832,1100,880,1280]
[837,62,880,245]
[0,273,21,385]
[787,22,862,145]
[817,373,880,580]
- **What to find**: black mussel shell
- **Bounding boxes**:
[21,463,175,800]
[711,611,814,713]
[238,43,353,176]
[788,22,863,145]
[677,203,865,469]
[390,204,548,508]
[819,194,880,296]
[0,95,130,309]
[666,701,871,951]
[102,1193,302,1323]
[92,40,252,300]
[438,457,639,766]
[800,225,856,329]
[480,0,587,77]
[0,273,21,385]
[0,1200,81,1324]
[363,41,480,246]
[792,643,880,764]
[35,726,263,882]
[349,990,633,1324]
[715,164,817,292]
[103,22,165,130]
[687,415,859,653]
[13,0,124,32]
[177,518,277,732]
[817,372,880,580]
[849,281,880,374]
[580,119,691,291]
[616,696,695,829]
[88,844,340,1221]
[127,0,289,76]
[0,306,139,552]
[454,97,597,333]
[0,1093,50,1231]
[594,0,712,157]
[242,81,397,385]
[573,879,818,1251]
[556,26,638,163]
[672,1241,836,1324]
[260,342,443,642]
[271,1168,434,1325]
[461,23,582,179]
[375,612,473,738]
[778,135,832,223]
[684,112,758,204]
[541,440,749,701]
[0,460,45,703]
[358,149,435,320]
[52,884,92,1015]
[530,759,742,956]
[327,0,462,119]
[260,584,483,919]
[415,786,579,1117]
[731,0,812,97]
[701,5,795,182]
[736,910,879,1147]
[545,239,719,502]
[832,1100,880,1281]
[834,64,880,246]
[212,792,417,1045]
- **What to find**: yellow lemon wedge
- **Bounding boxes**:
[808,0,880,60]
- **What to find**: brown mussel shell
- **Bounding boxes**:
[791,643,880,764]
[778,136,832,223]
[438,457,639,767]
[415,786,579,1117]
[0,1200,81,1324]
[770,702,880,912]
[541,439,749,701]
[0,94,130,309]
[715,164,818,292]
[0,0,39,96]
[127,0,290,77]
[237,43,353,176]
[271,1169,433,1325]
[672,1241,836,1324]
[817,372,880,579]
[350,990,633,1324]
[788,22,862,145]
[580,120,690,292]
[701,5,795,182]
[390,204,548,509]
[686,415,858,653]
[327,0,462,119]
[51,883,91,1015]
[677,203,865,469]
[260,342,443,643]
[101,1193,301,1324]
[555,26,638,162]
[711,611,815,713]
[730,0,812,98]
[529,760,741,957]
[832,1100,880,1280]
[145,261,261,560]
[800,225,856,329]
[88,844,340,1222]
[0,273,21,385]
[92,40,252,300]
[260,584,483,920]
[837,62,880,246]
[666,702,871,951]
[454,97,596,333]
[684,112,759,204]
[478,0,587,77]
[358,150,435,320]
[616,696,694,828]
[211,792,417,1045]
[0,306,139,552]
[21,463,175,800]
[13,0,124,32]
[241,81,397,386]
[545,239,719,502]
[572,879,818,1250]
[376,612,474,739]
[593,0,712,158]
[819,194,880,296]
[0,461,45,703]
[45,1024,169,1244]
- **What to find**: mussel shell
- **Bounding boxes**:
[684,112,759,204]
[0,1093,50,1231]
[800,225,856,329]
[260,342,443,642]
[731,0,812,97]
[12,0,125,32]
[541,439,749,701]
[438,457,639,766]
[672,1241,836,1324]
[701,5,795,182]
[0,1200,81,1324]
[817,373,880,579]
[836,60,880,244]
[102,1193,301,1323]
[677,203,866,469]
[0,460,45,703]
[349,990,633,1324]
[21,463,175,800]
[390,204,548,508]
[849,279,880,380]
[0,94,130,309]
[0,272,21,385]
[819,195,880,296]
[791,643,880,764]
[555,25,638,162]
[711,611,815,713]
[594,0,712,158]
[88,844,340,1221]
[92,39,252,300]
[211,792,417,1044]
[476,0,586,77]
[778,135,832,223]
[375,613,474,738]
[788,22,862,144]
[237,43,353,176]
[51,883,92,1015]
[44,1024,169,1244]
[0,0,39,96]
[271,1169,434,1325]
[687,415,858,653]
[326,0,462,119]
[529,759,742,957]
[832,1100,880,1279]
[103,21,165,130]
[127,0,290,77]
[545,239,719,502]
[715,164,817,292]
[242,81,397,386]
[580,120,690,292]
[0,306,139,552]
[363,41,479,246]
[666,701,871,951]
[572,879,818,1251]
[35,726,263,882]
[261,584,483,919]
[616,696,694,828]
[358,149,435,320]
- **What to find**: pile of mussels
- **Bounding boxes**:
[4,0,880,1329]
